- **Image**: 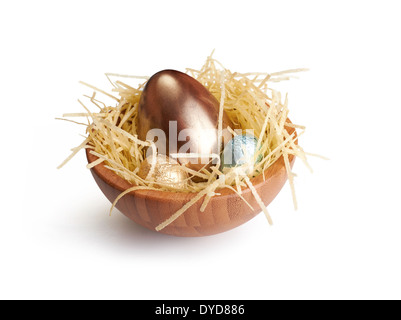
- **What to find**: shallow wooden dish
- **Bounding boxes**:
[86,125,296,237]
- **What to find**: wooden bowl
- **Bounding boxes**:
[86,125,296,237]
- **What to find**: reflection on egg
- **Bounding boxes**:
[137,69,234,172]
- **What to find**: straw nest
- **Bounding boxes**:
[59,53,319,231]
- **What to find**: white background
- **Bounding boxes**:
[1,0,400,300]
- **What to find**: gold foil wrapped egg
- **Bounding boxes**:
[138,154,188,190]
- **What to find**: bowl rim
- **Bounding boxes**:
[86,123,296,202]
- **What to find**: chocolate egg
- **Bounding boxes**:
[220,134,262,173]
[137,70,234,172]
[138,154,188,190]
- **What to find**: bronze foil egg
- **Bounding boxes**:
[137,70,234,172]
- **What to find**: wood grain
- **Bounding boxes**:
[86,124,296,237]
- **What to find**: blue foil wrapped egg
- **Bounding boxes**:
[221,134,262,171]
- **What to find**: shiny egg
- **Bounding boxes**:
[138,154,188,190]
[137,69,234,172]
[220,134,262,172]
